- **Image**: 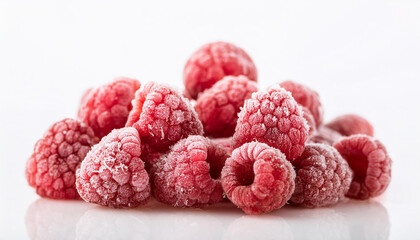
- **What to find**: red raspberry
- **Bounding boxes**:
[76,127,151,208]
[290,144,352,207]
[334,135,392,200]
[221,142,295,214]
[232,86,309,161]
[183,41,258,99]
[195,75,258,137]
[309,126,342,145]
[25,118,99,199]
[278,80,323,127]
[211,137,234,155]
[152,135,229,207]
[326,114,374,137]
[126,82,204,154]
[78,77,141,138]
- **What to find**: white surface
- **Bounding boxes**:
[1,1,420,239]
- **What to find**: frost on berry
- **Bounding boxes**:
[126,82,204,156]
[309,125,343,145]
[183,41,258,99]
[77,77,140,138]
[279,80,323,127]
[195,75,258,137]
[76,127,151,208]
[291,144,352,207]
[302,106,316,137]
[334,134,392,200]
[152,135,229,207]
[25,118,99,199]
[232,86,309,161]
[221,142,296,214]
[326,114,374,137]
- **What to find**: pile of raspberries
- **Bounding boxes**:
[26,41,392,214]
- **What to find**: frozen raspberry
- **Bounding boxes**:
[183,41,258,99]
[77,77,141,138]
[290,143,352,207]
[195,75,258,137]
[126,82,204,155]
[211,137,234,155]
[232,86,309,161]
[25,118,99,199]
[334,135,392,200]
[309,126,342,145]
[152,135,229,207]
[302,106,316,137]
[76,127,151,208]
[326,114,374,137]
[221,142,295,214]
[278,80,323,127]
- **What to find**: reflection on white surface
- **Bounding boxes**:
[25,199,91,240]
[76,208,151,240]
[283,207,351,240]
[25,198,389,240]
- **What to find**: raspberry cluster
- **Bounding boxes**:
[195,75,258,137]
[26,118,99,199]
[290,144,352,207]
[183,41,258,99]
[78,77,140,138]
[221,142,295,214]
[232,86,309,161]
[76,127,151,208]
[152,135,228,207]
[26,41,392,214]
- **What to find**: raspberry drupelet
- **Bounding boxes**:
[126,82,204,158]
[334,134,392,200]
[221,142,296,214]
[232,86,309,161]
[152,135,229,207]
[290,144,352,207]
[26,118,99,199]
[326,114,374,137]
[278,80,323,127]
[78,77,140,138]
[76,127,151,208]
[195,75,258,137]
[183,41,258,99]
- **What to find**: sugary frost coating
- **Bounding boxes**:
[183,41,258,99]
[26,118,99,199]
[126,82,204,154]
[334,135,391,200]
[290,144,352,207]
[326,114,374,137]
[232,86,309,161]
[309,126,342,145]
[152,135,229,207]
[279,80,323,127]
[78,77,140,138]
[221,142,295,214]
[195,75,258,137]
[76,127,151,208]
[302,106,316,137]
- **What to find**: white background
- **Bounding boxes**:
[1,0,420,239]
